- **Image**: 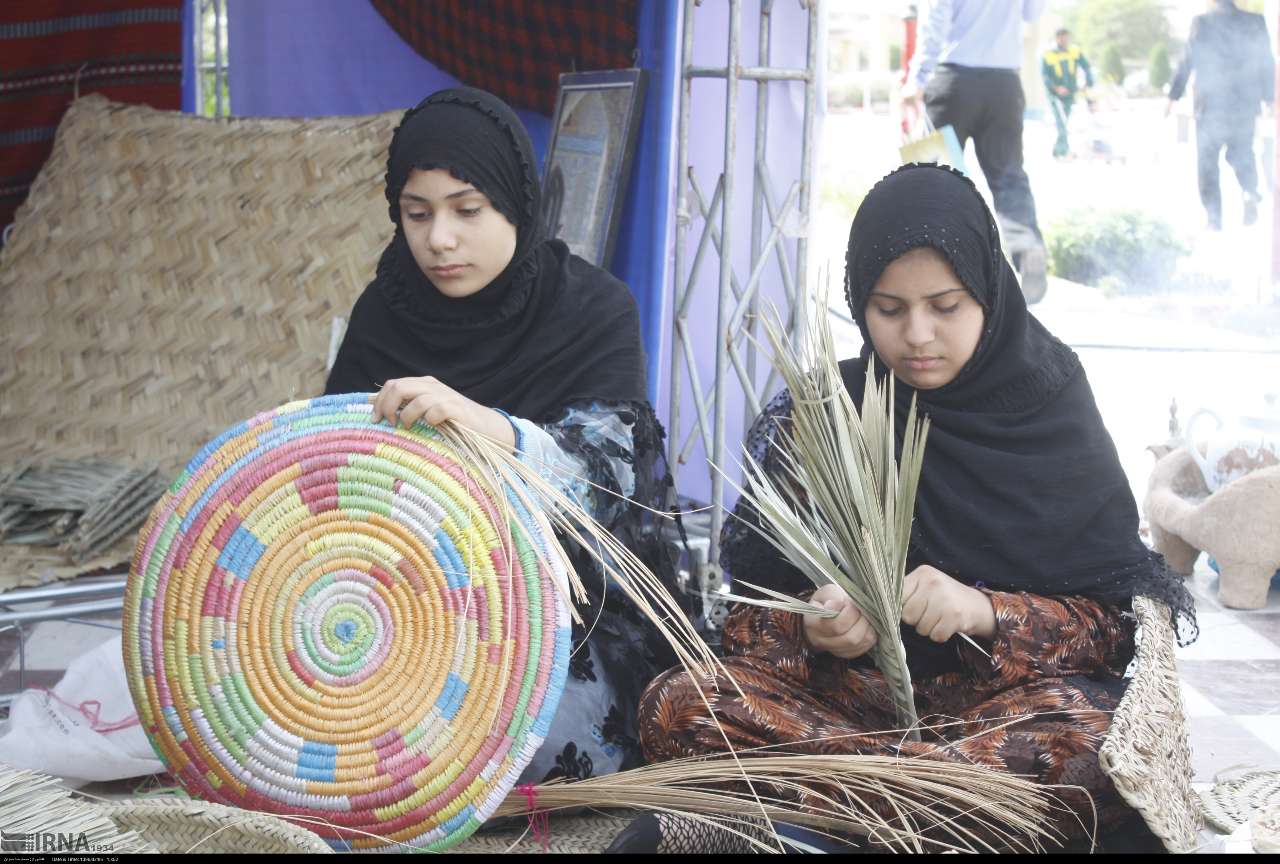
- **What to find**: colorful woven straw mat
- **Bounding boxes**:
[121,393,572,852]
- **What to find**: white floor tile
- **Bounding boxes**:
[1175,612,1280,662]
[1180,682,1226,717]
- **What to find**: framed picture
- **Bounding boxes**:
[539,69,647,270]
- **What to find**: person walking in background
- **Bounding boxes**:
[1168,0,1275,231]
[903,0,1050,304]
[1042,28,1094,159]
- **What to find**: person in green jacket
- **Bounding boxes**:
[1042,28,1095,158]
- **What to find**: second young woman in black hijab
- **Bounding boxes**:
[621,163,1195,852]
[326,87,691,784]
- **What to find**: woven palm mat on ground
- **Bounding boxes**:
[0,95,399,588]
[451,812,631,853]
[1200,770,1280,834]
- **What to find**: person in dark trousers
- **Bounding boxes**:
[1168,0,1275,230]
[903,0,1050,304]
[1042,28,1095,158]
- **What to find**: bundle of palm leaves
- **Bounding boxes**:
[727,304,929,739]
[490,749,1072,853]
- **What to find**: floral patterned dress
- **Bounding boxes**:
[509,399,687,785]
[639,590,1138,842]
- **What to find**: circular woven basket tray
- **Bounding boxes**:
[122,393,572,851]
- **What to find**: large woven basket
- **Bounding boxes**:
[1098,595,1202,852]
[0,95,397,586]
[123,394,574,852]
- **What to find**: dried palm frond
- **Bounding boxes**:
[0,764,155,854]
[491,751,1076,854]
[441,424,791,835]
[723,300,930,740]
[438,424,725,685]
[721,579,838,619]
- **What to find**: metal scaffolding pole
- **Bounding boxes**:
[669,0,822,625]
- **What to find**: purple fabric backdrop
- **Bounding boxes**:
[225,0,550,157]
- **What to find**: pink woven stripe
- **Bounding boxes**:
[368,564,395,590]
[286,649,317,687]
[395,558,427,595]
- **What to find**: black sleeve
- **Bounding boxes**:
[1257,16,1276,105]
[1168,18,1198,101]
[323,289,379,396]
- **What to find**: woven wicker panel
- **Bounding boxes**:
[0,95,397,586]
[1200,770,1280,834]
[1097,596,1202,852]
[95,798,627,854]
[96,798,333,854]
[451,812,630,853]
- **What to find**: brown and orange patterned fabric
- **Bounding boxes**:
[639,590,1139,846]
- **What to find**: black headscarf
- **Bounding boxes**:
[324,87,648,423]
[842,163,1194,639]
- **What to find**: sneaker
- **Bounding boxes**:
[1244,196,1260,226]
[1016,243,1048,305]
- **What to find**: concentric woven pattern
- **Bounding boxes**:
[1097,596,1202,852]
[0,95,396,586]
[122,394,572,852]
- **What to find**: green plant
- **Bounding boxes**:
[889,43,903,71]
[1101,43,1125,85]
[1046,208,1188,296]
[1064,0,1171,62]
[1148,42,1171,92]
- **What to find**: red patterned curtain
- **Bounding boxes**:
[368,1,638,115]
[0,0,183,231]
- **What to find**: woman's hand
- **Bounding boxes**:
[802,583,878,659]
[370,377,516,451]
[900,565,996,643]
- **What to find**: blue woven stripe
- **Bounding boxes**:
[433,530,469,589]
[215,526,265,581]
[0,9,181,40]
[434,672,469,721]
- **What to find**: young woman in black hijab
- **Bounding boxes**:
[620,164,1196,852]
[326,87,690,785]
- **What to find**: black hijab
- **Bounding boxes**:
[324,87,648,423]
[843,163,1194,638]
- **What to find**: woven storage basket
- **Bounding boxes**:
[0,95,397,586]
[1097,596,1201,852]
[95,798,333,854]
[122,394,573,852]
[93,798,627,854]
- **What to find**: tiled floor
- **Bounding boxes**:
[1177,562,1280,787]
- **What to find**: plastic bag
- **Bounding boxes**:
[900,116,965,171]
[0,634,162,786]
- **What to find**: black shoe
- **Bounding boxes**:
[1017,243,1048,305]
[1245,196,1260,226]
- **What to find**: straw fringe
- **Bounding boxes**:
[0,764,156,854]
